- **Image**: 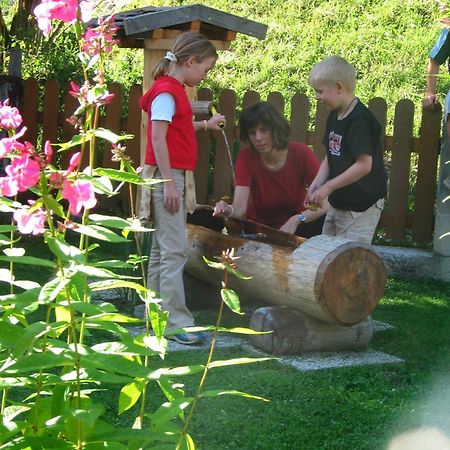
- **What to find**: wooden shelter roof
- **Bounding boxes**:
[105,4,267,47]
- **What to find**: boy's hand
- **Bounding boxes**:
[307,183,332,208]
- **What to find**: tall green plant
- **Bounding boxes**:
[0,2,268,448]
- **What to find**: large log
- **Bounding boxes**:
[249,306,374,354]
[185,223,387,325]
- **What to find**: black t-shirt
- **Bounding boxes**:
[323,100,387,212]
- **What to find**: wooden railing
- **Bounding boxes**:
[20,79,442,245]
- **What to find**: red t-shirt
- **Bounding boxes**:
[139,76,197,170]
[234,142,320,229]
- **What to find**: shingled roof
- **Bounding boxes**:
[107,4,267,43]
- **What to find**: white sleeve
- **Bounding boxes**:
[151,92,176,122]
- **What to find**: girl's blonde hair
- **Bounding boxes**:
[308,56,356,92]
[152,31,218,80]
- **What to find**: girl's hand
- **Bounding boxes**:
[163,180,180,214]
[213,200,232,217]
[208,114,226,130]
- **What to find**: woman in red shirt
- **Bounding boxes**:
[213,102,326,237]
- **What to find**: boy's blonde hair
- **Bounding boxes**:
[308,56,356,92]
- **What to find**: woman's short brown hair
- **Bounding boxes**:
[239,102,290,150]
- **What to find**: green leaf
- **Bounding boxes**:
[93,168,162,186]
[94,128,133,143]
[227,266,252,280]
[88,214,131,228]
[221,288,244,315]
[75,264,125,279]
[202,256,225,270]
[148,397,193,426]
[12,322,55,358]
[46,233,84,263]
[89,279,146,292]
[0,320,25,347]
[0,255,56,268]
[199,389,269,402]
[38,276,71,304]
[118,379,146,414]
[57,133,90,151]
[70,224,130,243]
[91,341,157,356]
[208,357,274,369]
[87,313,141,324]
[43,194,65,218]
[92,260,133,269]
[0,225,17,233]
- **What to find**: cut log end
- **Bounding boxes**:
[314,241,387,325]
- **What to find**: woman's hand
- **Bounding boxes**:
[279,215,300,234]
[163,180,180,214]
[213,200,232,217]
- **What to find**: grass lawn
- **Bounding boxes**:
[2,235,450,449]
[94,277,450,450]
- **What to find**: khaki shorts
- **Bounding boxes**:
[322,198,384,244]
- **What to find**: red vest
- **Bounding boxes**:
[139,76,197,170]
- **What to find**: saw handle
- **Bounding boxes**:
[210,105,225,129]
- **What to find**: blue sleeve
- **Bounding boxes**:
[429,28,450,65]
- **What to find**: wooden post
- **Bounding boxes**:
[249,306,374,354]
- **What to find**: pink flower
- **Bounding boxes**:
[44,140,53,162]
[0,137,25,159]
[33,0,78,36]
[0,125,27,158]
[62,179,97,215]
[0,99,23,130]
[5,154,41,192]
[0,177,19,197]
[79,0,93,22]
[14,207,47,235]
[67,152,81,173]
[82,16,117,56]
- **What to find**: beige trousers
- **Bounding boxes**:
[147,168,195,332]
[322,199,384,244]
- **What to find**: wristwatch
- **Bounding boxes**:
[298,213,306,224]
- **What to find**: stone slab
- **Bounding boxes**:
[126,325,403,371]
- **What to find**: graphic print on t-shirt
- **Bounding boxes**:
[328,131,343,156]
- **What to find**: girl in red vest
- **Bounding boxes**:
[140,32,224,345]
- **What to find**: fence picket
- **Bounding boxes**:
[22,78,39,147]
[195,88,213,205]
[213,89,236,202]
[42,79,60,146]
[386,99,414,241]
[413,105,441,243]
[290,93,310,144]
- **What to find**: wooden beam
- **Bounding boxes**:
[190,20,201,31]
[144,38,231,51]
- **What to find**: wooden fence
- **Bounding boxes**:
[20,78,442,245]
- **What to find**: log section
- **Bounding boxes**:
[249,306,374,354]
[185,224,387,325]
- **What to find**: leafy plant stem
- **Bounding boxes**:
[176,270,228,448]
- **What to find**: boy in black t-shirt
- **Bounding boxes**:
[307,56,387,244]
